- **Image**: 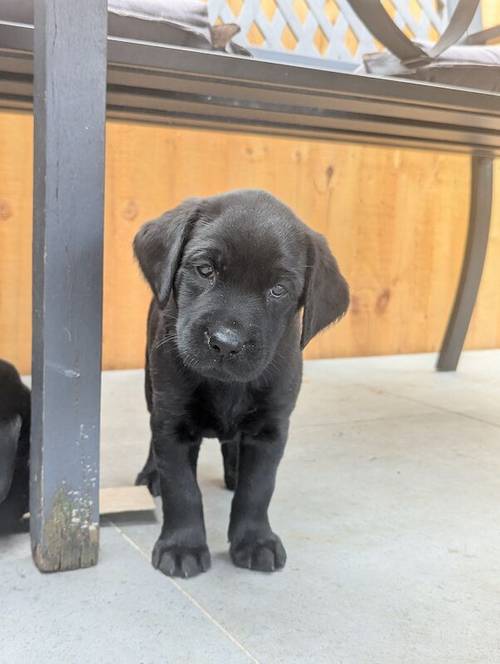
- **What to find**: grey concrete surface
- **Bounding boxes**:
[3,350,500,663]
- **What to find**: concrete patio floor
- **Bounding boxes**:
[2,350,500,663]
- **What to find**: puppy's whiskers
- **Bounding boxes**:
[153,332,178,352]
[180,351,201,372]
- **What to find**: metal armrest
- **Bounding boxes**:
[464,24,500,45]
[347,0,480,64]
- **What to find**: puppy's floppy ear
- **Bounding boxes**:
[134,198,200,307]
[0,415,21,504]
[301,230,349,349]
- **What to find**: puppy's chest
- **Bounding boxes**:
[190,384,261,440]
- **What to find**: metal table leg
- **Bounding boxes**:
[437,155,494,371]
[31,0,107,571]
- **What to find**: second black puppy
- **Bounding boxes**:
[0,359,30,533]
[134,189,349,578]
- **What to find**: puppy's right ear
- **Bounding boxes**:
[134,198,200,307]
[300,230,349,349]
[0,415,21,504]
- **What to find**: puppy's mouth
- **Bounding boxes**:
[185,353,266,382]
[178,344,266,383]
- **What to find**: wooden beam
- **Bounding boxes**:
[30,0,107,572]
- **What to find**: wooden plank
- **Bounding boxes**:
[99,486,156,515]
[101,121,475,364]
[0,112,32,374]
[481,0,500,29]
[0,114,499,370]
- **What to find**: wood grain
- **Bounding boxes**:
[0,111,498,373]
[0,112,33,374]
[99,486,156,514]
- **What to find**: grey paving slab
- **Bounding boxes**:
[307,351,500,427]
[118,410,500,664]
[1,526,254,664]
[7,351,500,664]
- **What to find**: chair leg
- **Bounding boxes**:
[436,155,493,371]
[30,0,107,572]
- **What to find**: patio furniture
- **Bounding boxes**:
[0,0,498,572]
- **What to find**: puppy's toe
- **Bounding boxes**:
[230,533,286,573]
[272,538,287,569]
[152,539,211,579]
[199,548,211,572]
[252,546,276,572]
[152,543,177,576]
[179,553,199,578]
[231,544,253,569]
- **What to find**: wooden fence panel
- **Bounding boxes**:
[1,112,499,373]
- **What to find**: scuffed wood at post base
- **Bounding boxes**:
[32,488,99,572]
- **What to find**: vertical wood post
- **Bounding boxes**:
[31,0,107,571]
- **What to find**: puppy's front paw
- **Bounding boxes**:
[230,533,286,572]
[152,539,211,578]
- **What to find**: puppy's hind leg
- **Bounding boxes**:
[135,441,161,497]
[135,351,161,497]
[221,435,240,491]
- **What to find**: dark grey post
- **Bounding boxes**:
[31,0,107,572]
[437,155,493,371]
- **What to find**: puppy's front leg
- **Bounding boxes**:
[151,420,210,579]
[228,427,287,572]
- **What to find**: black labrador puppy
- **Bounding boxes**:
[134,189,349,578]
[0,359,30,533]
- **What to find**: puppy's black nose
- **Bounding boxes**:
[207,327,243,356]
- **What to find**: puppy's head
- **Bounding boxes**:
[134,190,348,382]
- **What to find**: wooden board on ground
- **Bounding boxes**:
[99,485,156,515]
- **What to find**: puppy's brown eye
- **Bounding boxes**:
[196,264,214,279]
[270,284,287,298]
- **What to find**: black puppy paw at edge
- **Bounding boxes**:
[152,539,211,579]
[230,532,286,572]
